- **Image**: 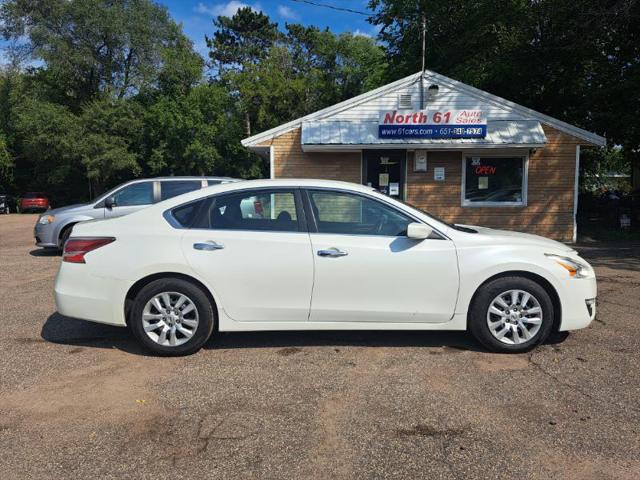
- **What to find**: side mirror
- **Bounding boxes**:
[104,196,116,209]
[407,222,433,240]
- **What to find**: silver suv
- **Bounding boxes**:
[34,176,239,249]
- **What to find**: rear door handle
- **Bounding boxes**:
[193,241,224,251]
[317,248,348,258]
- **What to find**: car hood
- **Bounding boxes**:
[46,203,91,216]
[455,225,574,253]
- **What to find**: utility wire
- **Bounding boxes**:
[288,0,371,17]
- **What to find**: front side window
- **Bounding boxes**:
[160,180,202,201]
[463,156,526,205]
[179,189,300,232]
[112,182,153,206]
[308,190,412,236]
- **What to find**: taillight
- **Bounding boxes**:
[63,237,115,263]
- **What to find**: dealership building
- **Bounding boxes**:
[241,71,605,242]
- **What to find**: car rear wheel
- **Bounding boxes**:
[130,278,215,356]
[469,276,554,353]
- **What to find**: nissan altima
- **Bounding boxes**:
[54,179,597,356]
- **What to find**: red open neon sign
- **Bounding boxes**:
[474,165,497,175]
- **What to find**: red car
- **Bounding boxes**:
[20,192,50,213]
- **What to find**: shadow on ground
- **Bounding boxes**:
[29,248,60,257]
[575,243,640,271]
[41,312,569,356]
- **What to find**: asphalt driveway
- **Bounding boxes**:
[0,214,639,479]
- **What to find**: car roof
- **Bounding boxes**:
[157,179,378,208]
[212,178,376,191]
[154,176,238,181]
[116,176,239,185]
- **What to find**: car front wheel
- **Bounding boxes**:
[469,276,554,353]
[130,278,215,356]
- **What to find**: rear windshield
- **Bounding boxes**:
[23,192,46,198]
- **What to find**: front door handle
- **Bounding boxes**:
[317,248,348,258]
[193,241,224,251]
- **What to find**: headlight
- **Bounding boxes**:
[38,214,55,225]
[545,254,591,278]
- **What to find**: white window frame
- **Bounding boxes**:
[461,152,529,207]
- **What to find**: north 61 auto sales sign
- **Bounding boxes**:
[378,110,487,139]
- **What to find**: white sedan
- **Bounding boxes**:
[54,179,597,356]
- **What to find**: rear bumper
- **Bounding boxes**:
[54,263,130,327]
[22,204,49,211]
[558,276,598,331]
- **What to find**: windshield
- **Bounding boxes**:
[392,197,453,226]
[393,197,477,233]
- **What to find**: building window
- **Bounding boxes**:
[462,156,527,206]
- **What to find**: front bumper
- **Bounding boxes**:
[558,276,598,331]
[34,221,58,248]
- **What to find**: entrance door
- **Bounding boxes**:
[363,150,405,199]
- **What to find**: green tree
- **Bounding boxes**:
[369,0,640,217]
[206,9,387,137]
[1,0,199,103]
[206,7,281,74]
[0,134,13,190]
[14,99,84,202]
[78,99,144,195]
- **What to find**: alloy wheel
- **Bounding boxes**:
[486,289,543,345]
[142,291,199,347]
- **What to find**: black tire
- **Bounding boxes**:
[130,278,216,356]
[58,224,74,250]
[469,276,554,353]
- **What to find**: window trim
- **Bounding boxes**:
[302,187,445,239]
[164,187,308,233]
[460,153,528,207]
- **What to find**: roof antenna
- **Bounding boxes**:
[420,14,426,109]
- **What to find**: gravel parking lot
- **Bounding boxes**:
[1,214,639,479]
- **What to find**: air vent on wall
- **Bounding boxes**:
[398,93,413,109]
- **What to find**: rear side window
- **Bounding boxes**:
[160,180,202,201]
[175,189,301,231]
[207,179,222,186]
[171,199,209,227]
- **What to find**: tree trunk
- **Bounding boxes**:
[632,153,640,231]
[245,112,251,137]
